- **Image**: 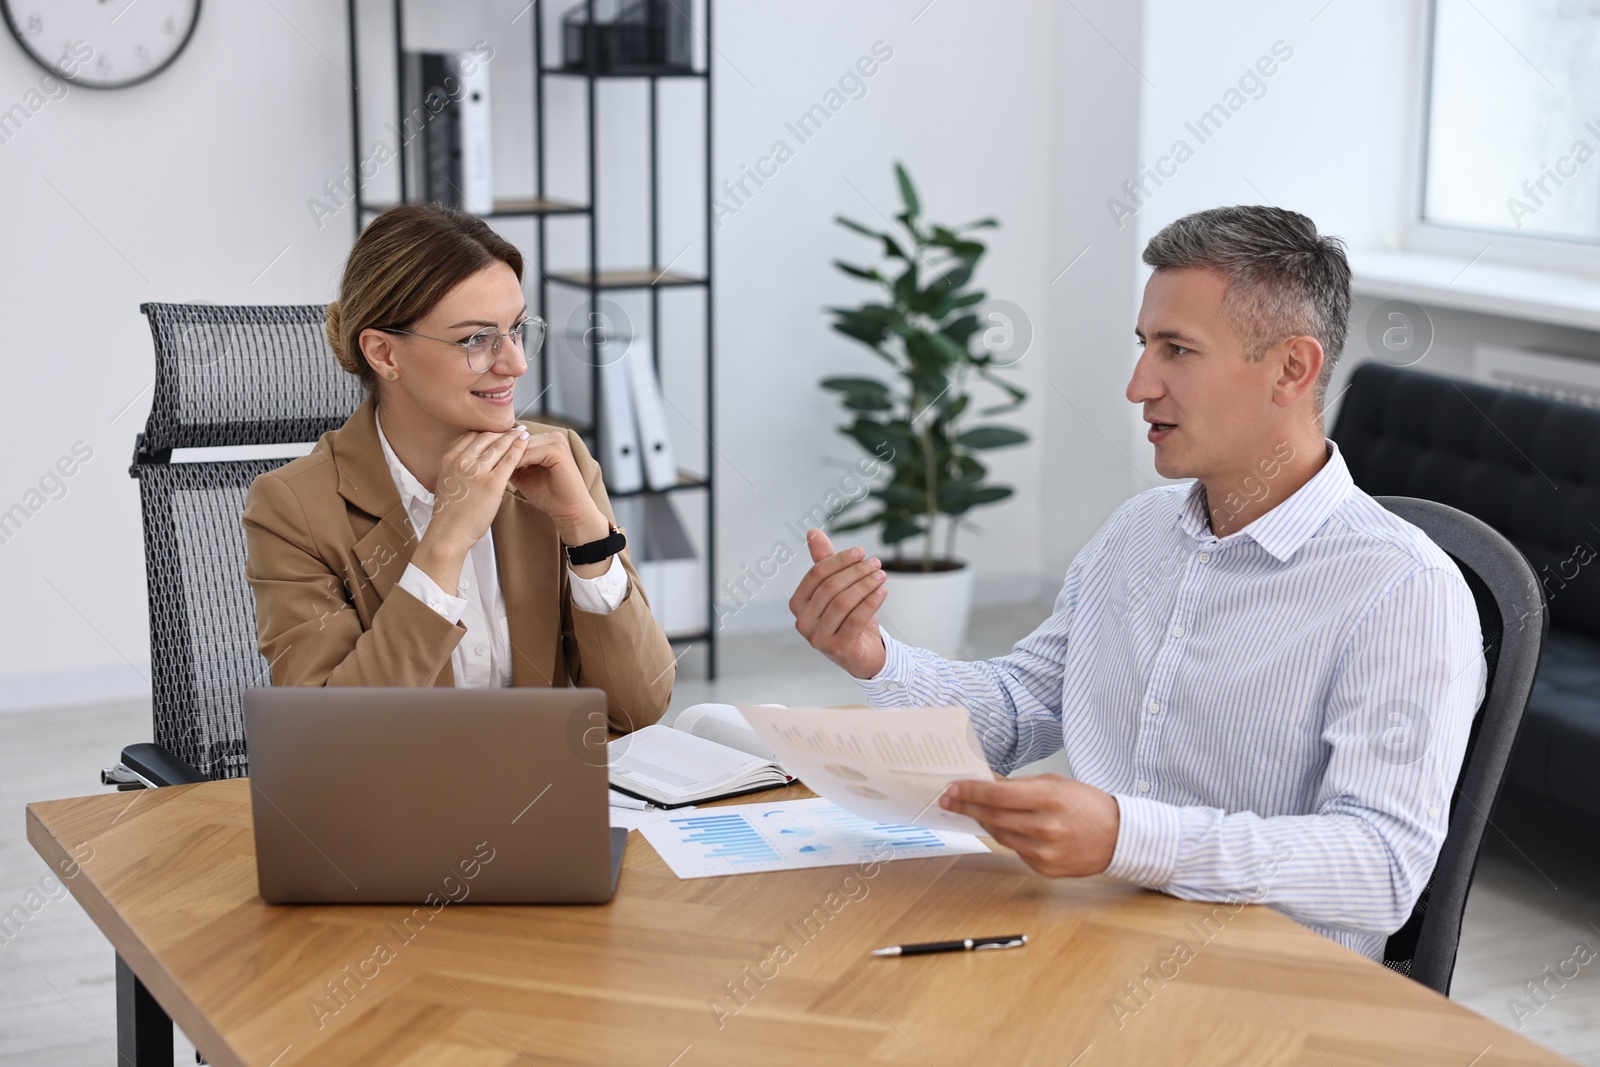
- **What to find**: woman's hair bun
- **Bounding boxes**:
[324,301,359,375]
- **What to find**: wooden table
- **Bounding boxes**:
[28,779,1571,1066]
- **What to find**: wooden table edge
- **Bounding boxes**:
[26,791,249,1067]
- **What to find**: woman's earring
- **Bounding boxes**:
[386,371,398,380]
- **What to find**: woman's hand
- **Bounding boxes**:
[412,428,528,592]
[510,430,611,551]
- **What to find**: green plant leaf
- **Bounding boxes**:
[924,330,968,366]
[958,217,999,229]
[869,482,921,509]
[842,417,918,463]
[882,513,925,544]
[835,215,883,240]
[935,393,970,423]
[833,260,882,282]
[937,484,1013,516]
[953,453,986,482]
[977,368,1027,404]
[940,313,981,346]
[957,426,1030,449]
[829,305,902,350]
[892,261,919,307]
[820,376,891,396]
[841,418,896,457]
[840,393,893,412]
[894,162,920,220]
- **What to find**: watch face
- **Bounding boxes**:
[2,0,201,90]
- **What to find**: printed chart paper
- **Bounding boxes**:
[637,797,988,880]
[737,705,995,834]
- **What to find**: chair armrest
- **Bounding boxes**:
[102,743,206,789]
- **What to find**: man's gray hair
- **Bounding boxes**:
[1142,205,1351,412]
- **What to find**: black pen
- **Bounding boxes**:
[870,934,1027,957]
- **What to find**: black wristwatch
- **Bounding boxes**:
[565,522,626,566]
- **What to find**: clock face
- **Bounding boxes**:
[2,0,201,90]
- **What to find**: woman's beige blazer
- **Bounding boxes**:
[241,396,674,731]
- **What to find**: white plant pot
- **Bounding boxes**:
[878,561,974,659]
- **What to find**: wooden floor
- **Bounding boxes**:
[3,605,1599,1065]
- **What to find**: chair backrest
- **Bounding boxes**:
[1333,361,1600,638]
[1372,496,1546,994]
[131,303,363,780]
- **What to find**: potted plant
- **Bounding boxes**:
[820,163,1029,656]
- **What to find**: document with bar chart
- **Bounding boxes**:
[637,797,988,879]
[737,705,996,835]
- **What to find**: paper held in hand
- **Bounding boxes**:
[735,705,994,835]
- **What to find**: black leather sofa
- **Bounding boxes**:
[1332,361,1600,831]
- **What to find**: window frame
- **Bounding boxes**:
[1407,0,1600,277]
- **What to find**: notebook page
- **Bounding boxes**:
[673,703,785,766]
[609,724,773,799]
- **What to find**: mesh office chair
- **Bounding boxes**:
[103,302,362,1062]
[104,302,362,787]
[1374,496,1546,995]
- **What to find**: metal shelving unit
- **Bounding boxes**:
[344,0,717,677]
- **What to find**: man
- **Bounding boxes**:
[789,205,1486,960]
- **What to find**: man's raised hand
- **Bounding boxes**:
[788,529,888,679]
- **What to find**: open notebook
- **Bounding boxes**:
[608,703,794,807]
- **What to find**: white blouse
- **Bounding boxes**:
[376,416,626,688]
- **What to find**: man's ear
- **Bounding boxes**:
[1273,335,1325,410]
[358,328,400,381]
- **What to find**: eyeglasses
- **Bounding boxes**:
[382,315,548,373]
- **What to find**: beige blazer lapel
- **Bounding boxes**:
[493,489,563,688]
[328,396,456,687]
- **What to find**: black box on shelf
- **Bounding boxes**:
[401,50,493,212]
[561,0,692,73]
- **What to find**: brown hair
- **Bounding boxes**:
[325,202,524,392]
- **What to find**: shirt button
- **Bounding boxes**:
[474,642,488,656]
[1197,552,1210,563]
[430,602,447,616]
[1147,702,1160,715]
[1428,804,1441,819]
[459,578,471,591]
[1171,625,1184,638]
[1136,779,1151,793]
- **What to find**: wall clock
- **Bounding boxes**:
[1,0,201,90]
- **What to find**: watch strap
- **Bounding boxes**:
[566,523,626,566]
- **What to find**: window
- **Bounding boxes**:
[1423,0,1600,245]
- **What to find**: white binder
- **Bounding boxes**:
[455,52,493,214]
[624,340,679,490]
[598,339,644,495]
[612,493,704,637]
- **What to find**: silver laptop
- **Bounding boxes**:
[243,687,626,905]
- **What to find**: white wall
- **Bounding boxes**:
[0,2,353,700]
[0,0,1462,701]
[707,0,1062,629]
[1038,0,1150,582]
[1132,0,1425,474]
[0,0,1143,700]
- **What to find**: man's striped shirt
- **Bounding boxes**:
[856,440,1487,960]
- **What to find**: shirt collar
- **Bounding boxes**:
[1176,439,1352,562]
[374,409,435,512]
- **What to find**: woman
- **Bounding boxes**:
[242,202,675,731]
